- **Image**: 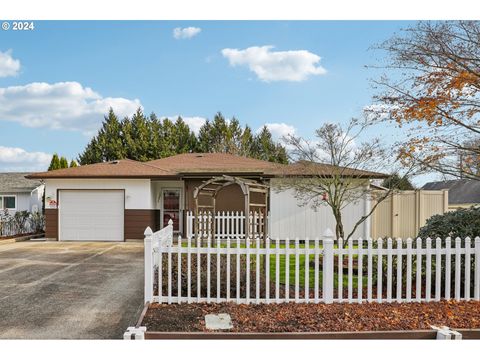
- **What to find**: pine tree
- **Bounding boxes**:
[48,154,61,171]
[78,109,289,164]
[240,125,254,156]
[174,117,198,154]
[78,108,125,164]
[252,125,288,164]
[69,160,78,168]
[59,156,69,169]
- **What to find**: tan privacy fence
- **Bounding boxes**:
[371,190,449,239]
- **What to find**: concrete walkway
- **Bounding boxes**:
[0,241,144,339]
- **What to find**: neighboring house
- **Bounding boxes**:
[422,179,480,211]
[0,172,45,215]
[26,153,386,242]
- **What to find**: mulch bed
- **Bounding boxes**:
[142,300,480,333]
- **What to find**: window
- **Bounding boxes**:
[162,189,181,232]
[0,195,16,210]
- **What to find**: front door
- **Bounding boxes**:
[162,189,181,233]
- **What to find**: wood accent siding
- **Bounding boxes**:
[125,209,158,240]
[45,208,58,239]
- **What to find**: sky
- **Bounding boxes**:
[0,20,439,185]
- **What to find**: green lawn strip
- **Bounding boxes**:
[268,253,360,289]
[180,241,362,289]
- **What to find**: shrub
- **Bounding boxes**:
[416,207,480,297]
[30,211,46,233]
[0,210,45,237]
[418,206,480,239]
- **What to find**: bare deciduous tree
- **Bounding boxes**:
[278,118,415,243]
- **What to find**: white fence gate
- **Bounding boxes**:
[186,211,268,239]
[144,222,480,305]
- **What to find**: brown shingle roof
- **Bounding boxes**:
[146,153,282,175]
[26,159,172,179]
[26,153,388,179]
[272,160,389,178]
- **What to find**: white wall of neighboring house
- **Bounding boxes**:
[0,186,44,215]
[44,179,152,210]
[269,178,370,240]
[30,185,44,213]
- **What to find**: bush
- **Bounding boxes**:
[418,206,480,239]
[0,210,45,237]
[416,207,480,298]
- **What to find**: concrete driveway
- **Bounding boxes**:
[0,241,144,339]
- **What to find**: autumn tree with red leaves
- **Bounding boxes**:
[367,21,480,180]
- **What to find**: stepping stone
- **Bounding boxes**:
[205,313,233,330]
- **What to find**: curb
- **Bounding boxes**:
[0,233,45,245]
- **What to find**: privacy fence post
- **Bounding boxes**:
[323,228,335,304]
[144,226,154,304]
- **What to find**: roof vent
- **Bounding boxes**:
[196,154,204,158]
[111,160,120,164]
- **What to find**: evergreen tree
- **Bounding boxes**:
[239,125,255,157]
[78,108,125,164]
[78,109,289,165]
[381,173,415,190]
[252,126,289,164]
[128,108,151,161]
[174,117,198,154]
[48,154,61,171]
[69,160,78,168]
[197,119,213,153]
[159,117,177,157]
[59,156,69,169]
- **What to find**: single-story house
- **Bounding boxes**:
[0,172,44,215]
[422,179,480,211]
[26,153,386,242]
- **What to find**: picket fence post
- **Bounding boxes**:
[144,226,154,304]
[322,228,335,304]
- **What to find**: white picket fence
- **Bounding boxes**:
[144,222,480,305]
[186,210,268,239]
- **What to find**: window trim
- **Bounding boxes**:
[0,195,17,211]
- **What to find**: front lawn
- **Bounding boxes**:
[266,244,361,290]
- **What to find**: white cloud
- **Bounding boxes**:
[0,146,51,172]
[221,45,326,82]
[163,116,207,134]
[261,123,296,139]
[0,50,21,78]
[0,81,141,135]
[182,116,207,134]
[159,115,207,135]
[173,27,201,39]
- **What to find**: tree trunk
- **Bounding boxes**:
[333,209,344,243]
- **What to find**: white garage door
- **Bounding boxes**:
[59,190,124,241]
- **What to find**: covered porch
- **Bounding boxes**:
[151,175,269,239]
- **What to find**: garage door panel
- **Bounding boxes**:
[59,190,124,241]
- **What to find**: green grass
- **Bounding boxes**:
[184,243,365,289]
[185,241,362,289]
[267,247,361,289]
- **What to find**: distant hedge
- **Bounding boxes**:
[418,206,480,239]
